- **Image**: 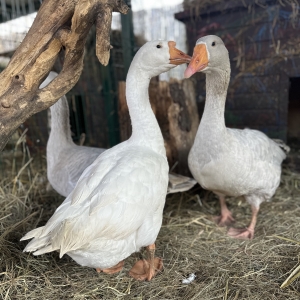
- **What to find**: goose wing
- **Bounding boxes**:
[23,144,168,257]
[228,128,287,166]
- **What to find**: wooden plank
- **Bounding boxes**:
[181,5,300,56]
[232,93,279,110]
[229,74,281,94]
[118,81,131,142]
[225,109,279,127]
[165,79,200,175]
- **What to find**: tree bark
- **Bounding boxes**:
[150,78,200,176]
[0,0,129,151]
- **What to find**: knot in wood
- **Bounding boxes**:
[1,100,10,108]
[12,73,24,84]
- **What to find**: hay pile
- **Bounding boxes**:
[0,152,300,299]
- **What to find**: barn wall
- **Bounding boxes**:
[176,2,300,141]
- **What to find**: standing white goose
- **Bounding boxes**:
[21,40,191,280]
[185,35,289,239]
[41,72,105,197]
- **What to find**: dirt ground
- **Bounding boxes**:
[0,153,299,300]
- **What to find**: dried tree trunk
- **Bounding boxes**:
[0,0,129,151]
[118,77,199,175]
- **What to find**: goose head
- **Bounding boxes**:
[132,40,191,78]
[184,35,230,78]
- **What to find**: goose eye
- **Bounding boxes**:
[156,45,161,48]
[212,42,216,46]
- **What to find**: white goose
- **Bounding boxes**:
[185,35,289,239]
[43,73,196,197]
[41,72,105,197]
[21,40,191,280]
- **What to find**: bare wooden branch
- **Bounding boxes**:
[0,0,129,151]
[96,0,129,65]
[96,7,113,66]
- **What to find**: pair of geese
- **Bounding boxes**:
[44,71,196,197]
[21,36,288,281]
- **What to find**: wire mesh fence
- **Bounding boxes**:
[0,0,40,22]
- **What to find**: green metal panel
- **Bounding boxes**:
[100,61,120,147]
[121,0,135,76]
[69,94,88,143]
[100,0,135,147]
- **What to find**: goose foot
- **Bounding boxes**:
[215,194,235,226]
[96,260,124,274]
[129,243,163,281]
[227,204,259,240]
[129,257,163,281]
[227,227,254,240]
[214,213,235,227]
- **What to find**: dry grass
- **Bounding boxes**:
[0,151,300,299]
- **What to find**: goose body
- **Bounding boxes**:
[41,72,105,197]
[22,41,191,280]
[30,142,168,269]
[185,35,288,239]
[190,127,286,201]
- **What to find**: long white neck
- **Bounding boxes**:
[48,96,74,148]
[126,65,165,156]
[196,68,230,140]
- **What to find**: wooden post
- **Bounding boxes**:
[118,81,132,141]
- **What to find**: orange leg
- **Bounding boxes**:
[214,195,235,226]
[227,205,259,240]
[129,243,163,281]
[96,260,124,274]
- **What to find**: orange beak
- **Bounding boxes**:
[184,44,209,78]
[168,41,191,65]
